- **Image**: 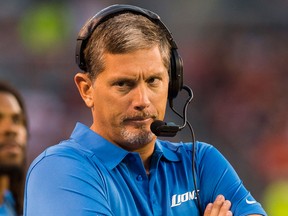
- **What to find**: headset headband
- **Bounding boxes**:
[75,4,183,99]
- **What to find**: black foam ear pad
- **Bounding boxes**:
[169,48,183,100]
[75,4,183,99]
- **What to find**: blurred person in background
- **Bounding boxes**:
[24,4,267,216]
[0,81,28,215]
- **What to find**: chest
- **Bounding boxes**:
[103,154,200,216]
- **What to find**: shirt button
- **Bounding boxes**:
[136,174,143,181]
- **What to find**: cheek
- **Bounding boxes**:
[92,92,126,122]
[17,127,28,147]
[152,95,168,117]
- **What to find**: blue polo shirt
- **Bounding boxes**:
[0,191,17,216]
[24,123,267,216]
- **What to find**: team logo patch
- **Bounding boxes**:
[171,190,200,207]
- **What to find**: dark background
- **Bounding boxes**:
[1,0,288,214]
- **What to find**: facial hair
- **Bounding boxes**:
[119,112,156,149]
[0,164,23,177]
[120,124,154,149]
[0,142,25,176]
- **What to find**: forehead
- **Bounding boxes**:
[0,92,21,114]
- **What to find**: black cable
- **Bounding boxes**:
[187,120,203,215]
[169,85,203,215]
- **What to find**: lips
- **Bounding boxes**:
[122,115,155,127]
[0,141,22,152]
[124,117,152,123]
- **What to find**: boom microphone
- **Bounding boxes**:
[150,85,193,137]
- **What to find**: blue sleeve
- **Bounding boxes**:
[197,143,267,216]
[24,148,113,216]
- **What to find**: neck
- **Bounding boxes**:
[0,175,10,204]
[134,141,155,175]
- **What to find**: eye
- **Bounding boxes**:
[12,114,24,125]
[115,81,126,87]
[147,77,161,85]
[112,79,135,93]
[114,80,133,87]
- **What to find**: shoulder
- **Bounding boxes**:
[27,138,95,176]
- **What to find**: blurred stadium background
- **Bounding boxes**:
[1,0,288,214]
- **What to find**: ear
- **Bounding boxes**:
[74,73,94,108]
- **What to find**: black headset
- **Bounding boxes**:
[75,4,183,100]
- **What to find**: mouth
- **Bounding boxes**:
[123,116,155,126]
[0,142,22,154]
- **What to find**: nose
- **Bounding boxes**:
[132,84,151,111]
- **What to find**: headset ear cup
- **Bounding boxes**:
[168,48,183,100]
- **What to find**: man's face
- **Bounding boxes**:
[0,92,27,171]
[88,46,169,150]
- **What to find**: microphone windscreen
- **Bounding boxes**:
[150,120,180,137]
[150,120,166,134]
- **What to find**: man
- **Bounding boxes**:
[0,81,28,215]
[24,4,267,216]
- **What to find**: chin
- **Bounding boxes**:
[120,128,154,147]
[0,162,23,176]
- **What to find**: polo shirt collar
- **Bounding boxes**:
[70,122,128,170]
[154,140,181,162]
[70,122,180,170]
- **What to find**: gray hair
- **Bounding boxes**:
[83,12,171,80]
